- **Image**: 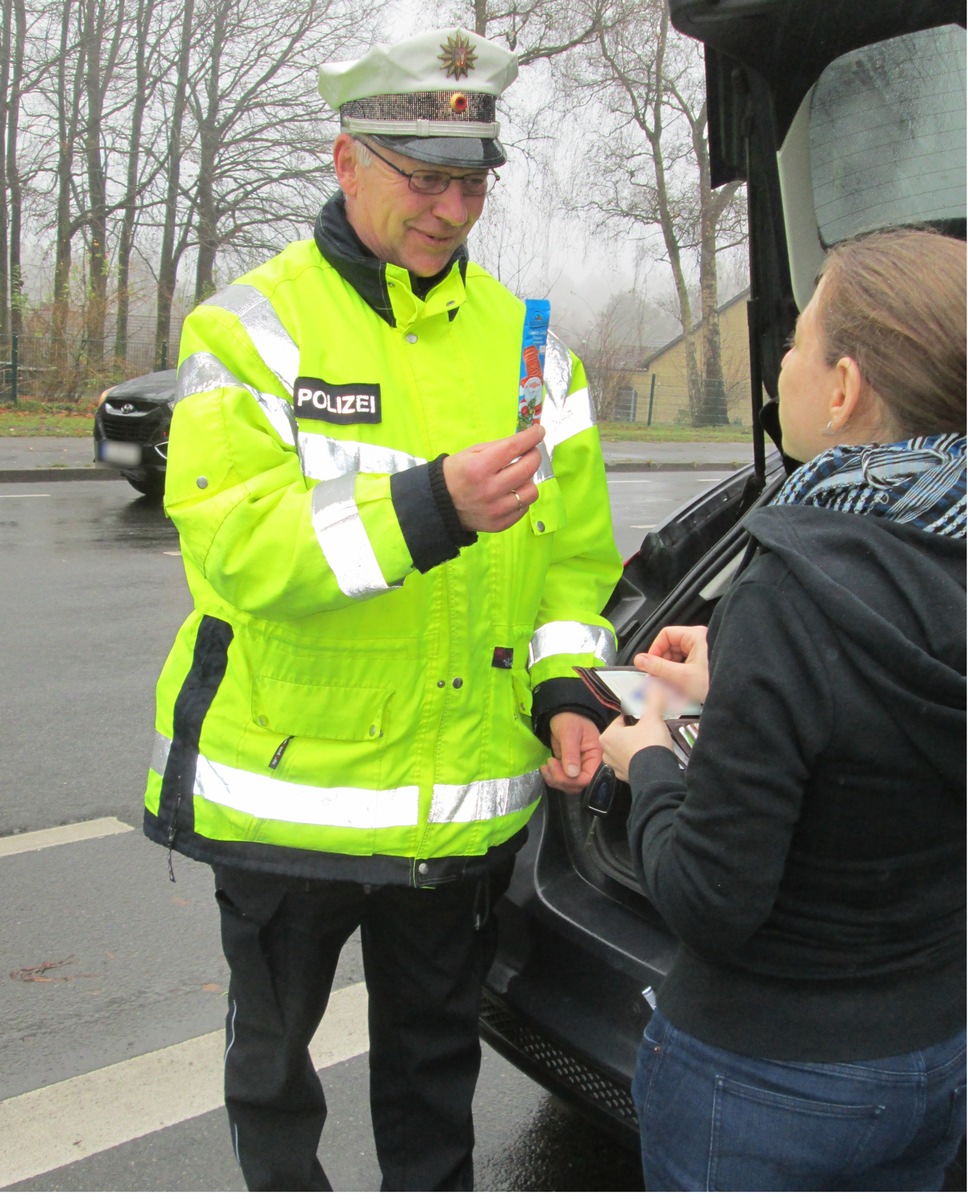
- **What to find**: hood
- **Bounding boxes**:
[105,368,177,405]
[744,504,966,782]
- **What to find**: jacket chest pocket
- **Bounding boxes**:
[250,676,394,788]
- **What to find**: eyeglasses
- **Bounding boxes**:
[359,139,499,197]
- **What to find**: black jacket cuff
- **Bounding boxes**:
[531,677,615,748]
[390,454,477,573]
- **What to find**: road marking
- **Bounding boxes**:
[0,817,134,859]
[0,980,369,1187]
[0,492,51,499]
[630,524,655,530]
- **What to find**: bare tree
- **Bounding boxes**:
[9,0,390,382]
[186,0,378,304]
[152,0,195,367]
[579,289,646,420]
[114,0,167,363]
[566,0,746,425]
[455,0,610,59]
[0,0,14,345]
[47,0,87,374]
[78,0,129,372]
[5,0,33,348]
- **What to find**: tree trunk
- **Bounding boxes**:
[192,2,224,304]
[154,0,194,369]
[53,0,82,375]
[115,0,156,365]
[81,0,125,377]
[692,103,729,425]
[7,0,24,344]
[0,0,12,347]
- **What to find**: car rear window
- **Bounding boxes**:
[808,24,966,247]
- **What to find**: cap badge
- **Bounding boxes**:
[439,31,477,80]
[449,91,468,113]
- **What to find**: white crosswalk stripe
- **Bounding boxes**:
[0,981,369,1188]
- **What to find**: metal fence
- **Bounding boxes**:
[0,331,182,404]
[606,377,754,430]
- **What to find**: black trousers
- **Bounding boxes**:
[213,861,512,1192]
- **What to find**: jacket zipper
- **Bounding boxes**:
[270,736,293,769]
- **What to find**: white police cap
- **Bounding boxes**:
[318,28,519,168]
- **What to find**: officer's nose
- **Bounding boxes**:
[432,179,474,227]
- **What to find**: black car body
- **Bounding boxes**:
[480,0,966,1149]
[93,368,177,498]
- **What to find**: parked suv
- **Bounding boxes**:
[93,368,177,499]
[479,0,965,1150]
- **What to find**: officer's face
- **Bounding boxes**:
[335,134,487,278]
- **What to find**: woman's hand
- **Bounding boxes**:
[599,686,674,782]
[633,625,710,705]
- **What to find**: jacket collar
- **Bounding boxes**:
[313,192,468,327]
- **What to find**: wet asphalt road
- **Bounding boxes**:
[0,470,728,1192]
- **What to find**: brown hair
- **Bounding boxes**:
[817,229,966,438]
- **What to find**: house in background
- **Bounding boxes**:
[619,289,752,427]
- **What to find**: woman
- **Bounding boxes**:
[600,228,966,1191]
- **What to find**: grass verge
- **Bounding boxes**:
[598,421,752,444]
[1,399,99,436]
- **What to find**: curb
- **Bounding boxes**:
[0,461,748,484]
[0,467,124,483]
[605,460,748,473]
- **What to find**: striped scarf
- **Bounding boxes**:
[773,433,966,538]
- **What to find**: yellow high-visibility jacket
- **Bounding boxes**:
[144,195,622,885]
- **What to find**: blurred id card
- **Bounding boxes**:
[576,665,701,765]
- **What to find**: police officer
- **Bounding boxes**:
[144,26,622,1191]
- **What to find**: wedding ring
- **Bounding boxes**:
[512,490,523,510]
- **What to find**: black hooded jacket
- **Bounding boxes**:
[628,504,966,1061]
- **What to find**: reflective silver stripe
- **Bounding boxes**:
[552,383,594,444]
[150,732,171,776]
[194,754,419,828]
[177,351,299,449]
[299,429,426,483]
[343,115,501,139]
[177,352,239,402]
[428,771,541,825]
[151,737,534,830]
[543,331,573,416]
[311,474,397,598]
[533,441,553,486]
[541,332,596,455]
[204,283,300,395]
[528,620,617,668]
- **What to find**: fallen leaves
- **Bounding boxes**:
[10,956,92,983]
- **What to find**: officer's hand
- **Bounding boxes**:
[540,712,602,795]
[442,424,545,532]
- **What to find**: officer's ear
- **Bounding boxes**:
[334,133,363,198]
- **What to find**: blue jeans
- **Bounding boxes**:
[632,1007,966,1191]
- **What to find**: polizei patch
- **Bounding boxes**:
[293,376,382,424]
